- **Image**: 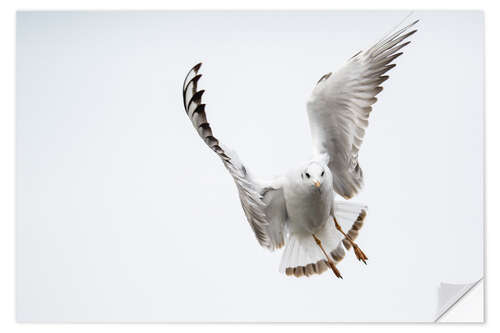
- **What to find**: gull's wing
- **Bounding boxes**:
[182,63,287,250]
[307,20,418,199]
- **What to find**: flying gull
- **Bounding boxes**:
[181,19,418,278]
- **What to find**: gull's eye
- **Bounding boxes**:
[321,171,325,177]
[305,173,310,178]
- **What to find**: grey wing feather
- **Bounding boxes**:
[182,63,287,250]
[260,182,288,249]
[307,20,418,199]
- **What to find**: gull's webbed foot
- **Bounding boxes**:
[327,259,343,279]
[352,243,368,264]
[334,216,368,265]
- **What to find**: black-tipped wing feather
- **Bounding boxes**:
[182,63,287,250]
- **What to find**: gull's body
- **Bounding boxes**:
[180,19,418,278]
[283,162,334,236]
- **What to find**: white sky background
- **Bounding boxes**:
[16,11,483,322]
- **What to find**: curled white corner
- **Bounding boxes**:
[435,278,484,322]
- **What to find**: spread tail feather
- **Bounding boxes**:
[335,201,368,250]
[279,201,367,278]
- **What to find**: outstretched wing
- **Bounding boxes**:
[307,20,418,199]
[182,63,287,250]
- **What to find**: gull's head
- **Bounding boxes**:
[301,162,326,189]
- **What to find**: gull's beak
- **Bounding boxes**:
[314,180,321,188]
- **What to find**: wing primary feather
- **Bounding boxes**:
[184,73,202,92]
[370,19,418,54]
[366,64,397,78]
[375,41,411,60]
[187,90,205,113]
[372,29,417,58]
[371,52,404,68]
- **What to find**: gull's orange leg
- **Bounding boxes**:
[312,234,343,279]
[333,216,368,264]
